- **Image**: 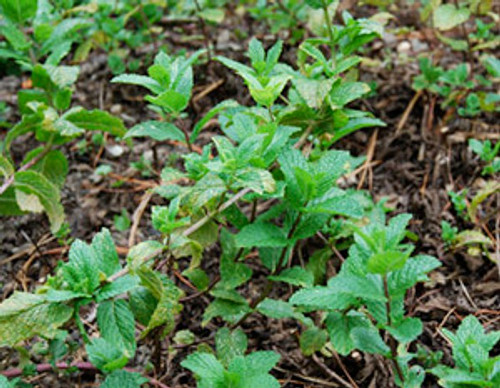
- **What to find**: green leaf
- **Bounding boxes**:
[0,0,37,24]
[111,74,162,94]
[14,170,65,233]
[0,187,23,216]
[351,327,390,356]
[0,23,30,50]
[101,370,148,388]
[257,298,295,319]
[125,121,185,142]
[140,278,183,339]
[146,89,189,114]
[220,256,252,289]
[433,4,470,31]
[86,338,129,373]
[329,82,370,109]
[97,299,136,358]
[300,326,328,356]
[367,250,409,275]
[190,99,239,142]
[388,255,441,295]
[269,266,314,287]
[235,222,289,248]
[64,109,126,138]
[91,228,121,278]
[95,275,139,303]
[295,78,334,109]
[216,328,248,368]
[330,117,386,144]
[62,239,100,295]
[326,311,372,356]
[0,155,14,179]
[0,292,72,346]
[22,149,68,189]
[181,352,226,384]
[290,286,356,310]
[129,286,158,326]
[386,317,422,344]
[126,240,164,272]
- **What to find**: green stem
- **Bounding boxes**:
[232,207,306,328]
[383,275,405,383]
[322,0,336,53]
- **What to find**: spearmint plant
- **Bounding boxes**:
[0,63,126,233]
[290,212,441,386]
[431,315,500,387]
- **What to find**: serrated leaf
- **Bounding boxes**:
[351,327,390,355]
[216,328,248,368]
[0,292,72,346]
[14,170,65,233]
[386,317,422,344]
[91,228,121,278]
[300,326,328,356]
[86,337,129,373]
[101,370,149,388]
[235,222,289,248]
[181,352,226,384]
[64,109,126,137]
[220,256,252,288]
[329,82,370,109]
[367,250,409,275]
[62,239,100,295]
[140,278,183,339]
[97,299,136,358]
[111,74,162,94]
[330,117,386,144]
[326,311,372,356]
[257,298,295,319]
[290,286,356,310]
[95,275,139,302]
[125,121,185,142]
[269,266,314,287]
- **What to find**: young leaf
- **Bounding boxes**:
[215,328,248,368]
[63,109,126,138]
[97,299,136,358]
[86,338,129,373]
[124,121,185,142]
[91,228,121,277]
[181,352,226,385]
[235,222,289,248]
[61,239,100,295]
[101,370,149,388]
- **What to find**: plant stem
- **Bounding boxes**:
[231,207,305,328]
[193,0,212,61]
[322,0,336,53]
[383,275,405,383]
[108,188,252,281]
[0,361,170,388]
[0,138,54,196]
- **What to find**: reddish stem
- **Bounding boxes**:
[1,361,170,388]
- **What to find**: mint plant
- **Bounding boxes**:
[181,328,281,387]
[290,213,441,386]
[0,63,126,232]
[430,315,500,387]
[0,0,92,69]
